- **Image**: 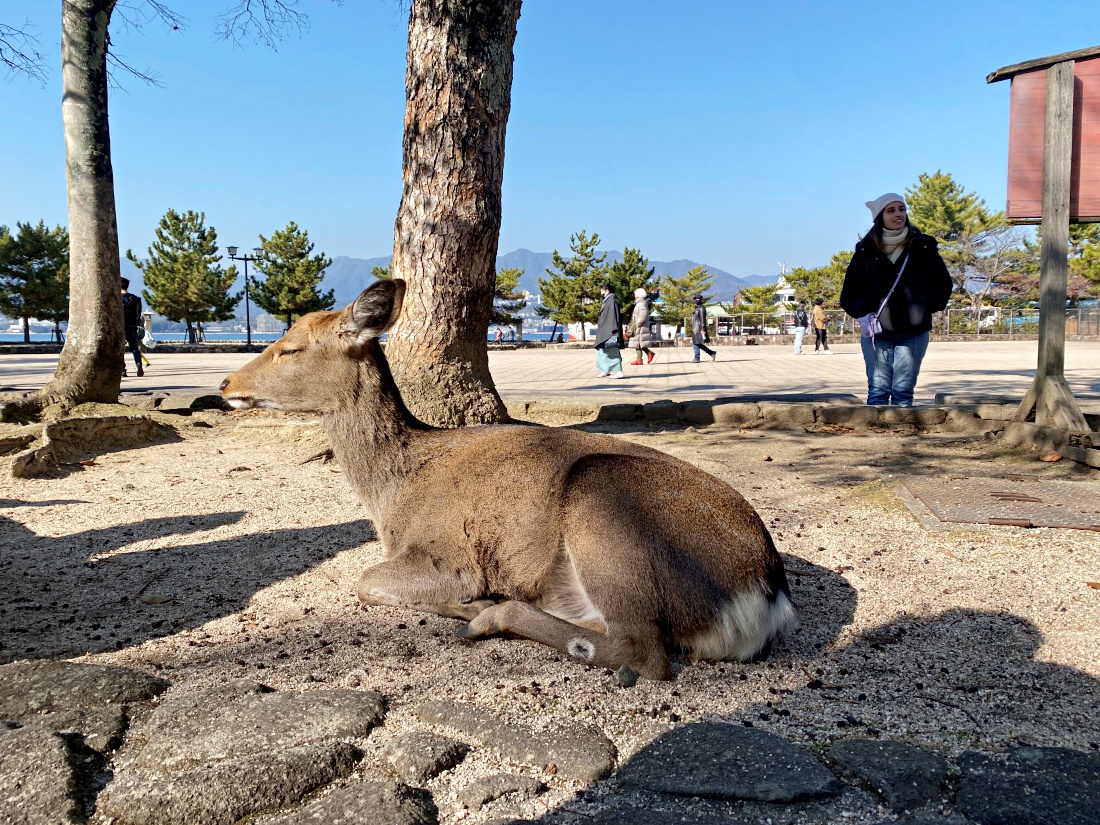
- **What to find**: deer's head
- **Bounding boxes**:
[220,279,406,415]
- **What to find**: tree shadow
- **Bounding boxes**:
[0,507,375,663]
[527,607,1100,824]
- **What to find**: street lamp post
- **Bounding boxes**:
[226,246,262,349]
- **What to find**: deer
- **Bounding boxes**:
[220,279,796,680]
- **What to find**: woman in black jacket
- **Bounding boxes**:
[840,193,952,406]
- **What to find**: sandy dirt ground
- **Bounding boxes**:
[2,406,1098,823]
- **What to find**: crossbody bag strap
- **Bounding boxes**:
[876,251,910,317]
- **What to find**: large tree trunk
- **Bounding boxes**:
[41,0,123,407]
[386,0,521,427]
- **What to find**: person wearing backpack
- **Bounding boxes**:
[792,302,809,354]
[120,277,144,378]
[840,193,952,406]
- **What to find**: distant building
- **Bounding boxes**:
[255,314,282,333]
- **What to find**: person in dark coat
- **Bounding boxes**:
[594,283,625,379]
[120,277,144,378]
[840,193,952,407]
[691,295,716,362]
[627,287,655,365]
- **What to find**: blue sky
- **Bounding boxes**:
[2,1,1097,279]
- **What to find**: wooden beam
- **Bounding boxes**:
[988,45,1100,83]
[1015,60,1090,431]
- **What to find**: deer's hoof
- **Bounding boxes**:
[458,604,506,639]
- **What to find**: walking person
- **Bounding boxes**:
[792,302,809,354]
[627,287,656,365]
[120,278,144,377]
[811,298,831,354]
[840,192,952,407]
[691,295,716,362]
[594,283,625,379]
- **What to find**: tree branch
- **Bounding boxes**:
[216,0,312,49]
[0,19,48,85]
[106,1,189,88]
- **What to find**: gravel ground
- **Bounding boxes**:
[2,406,1098,824]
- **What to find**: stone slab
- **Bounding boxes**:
[135,681,386,770]
[957,746,1100,825]
[382,731,470,784]
[415,700,616,783]
[616,722,841,803]
[0,726,90,825]
[99,741,362,825]
[458,773,546,811]
[829,739,948,813]
[0,660,169,718]
[268,781,438,825]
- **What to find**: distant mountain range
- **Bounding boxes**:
[121,250,775,318]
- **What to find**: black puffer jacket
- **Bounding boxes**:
[840,228,952,335]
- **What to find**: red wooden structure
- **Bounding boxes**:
[988,47,1098,440]
[990,46,1100,223]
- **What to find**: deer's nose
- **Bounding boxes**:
[219,378,230,393]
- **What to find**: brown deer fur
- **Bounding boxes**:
[220,280,796,680]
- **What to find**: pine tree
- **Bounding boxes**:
[654,265,714,333]
[606,247,656,308]
[251,222,335,329]
[735,284,779,315]
[0,221,70,343]
[1002,224,1099,307]
[904,171,1018,310]
[491,267,527,326]
[126,209,241,344]
[536,231,608,340]
[787,250,851,307]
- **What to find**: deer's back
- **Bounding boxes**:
[367,424,772,603]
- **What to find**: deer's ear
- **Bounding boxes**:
[340,279,406,343]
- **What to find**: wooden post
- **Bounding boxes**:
[1013,60,1090,431]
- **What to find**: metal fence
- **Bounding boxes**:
[709,307,1100,337]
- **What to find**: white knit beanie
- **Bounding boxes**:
[866,192,906,221]
[634,287,648,298]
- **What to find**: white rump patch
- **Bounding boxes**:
[689,590,798,662]
[567,638,596,661]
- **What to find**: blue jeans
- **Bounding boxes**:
[692,342,715,360]
[860,331,929,407]
[793,326,806,353]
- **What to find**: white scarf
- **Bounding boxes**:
[881,226,909,263]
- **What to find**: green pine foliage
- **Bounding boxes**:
[492,267,527,325]
[605,247,657,308]
[0,222,70,342]
[536,231,608,338]
[735,283,780,315]
[1000,224,1099,306]
[126,209,241,343]
[654,265,714,332]
[251,222,335,328]
[1070,225,1100,295]
[371,265,392,280]
[787,250,851,307]
[0,221,70,342]
[904,171,1005,302]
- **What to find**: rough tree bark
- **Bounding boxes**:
[386,0,521,427]
[37,0,124,409]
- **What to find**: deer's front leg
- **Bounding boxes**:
[357,545,491,621]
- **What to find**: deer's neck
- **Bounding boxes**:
[320,351,429,514]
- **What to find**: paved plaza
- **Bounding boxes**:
[1,339,1098,407]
